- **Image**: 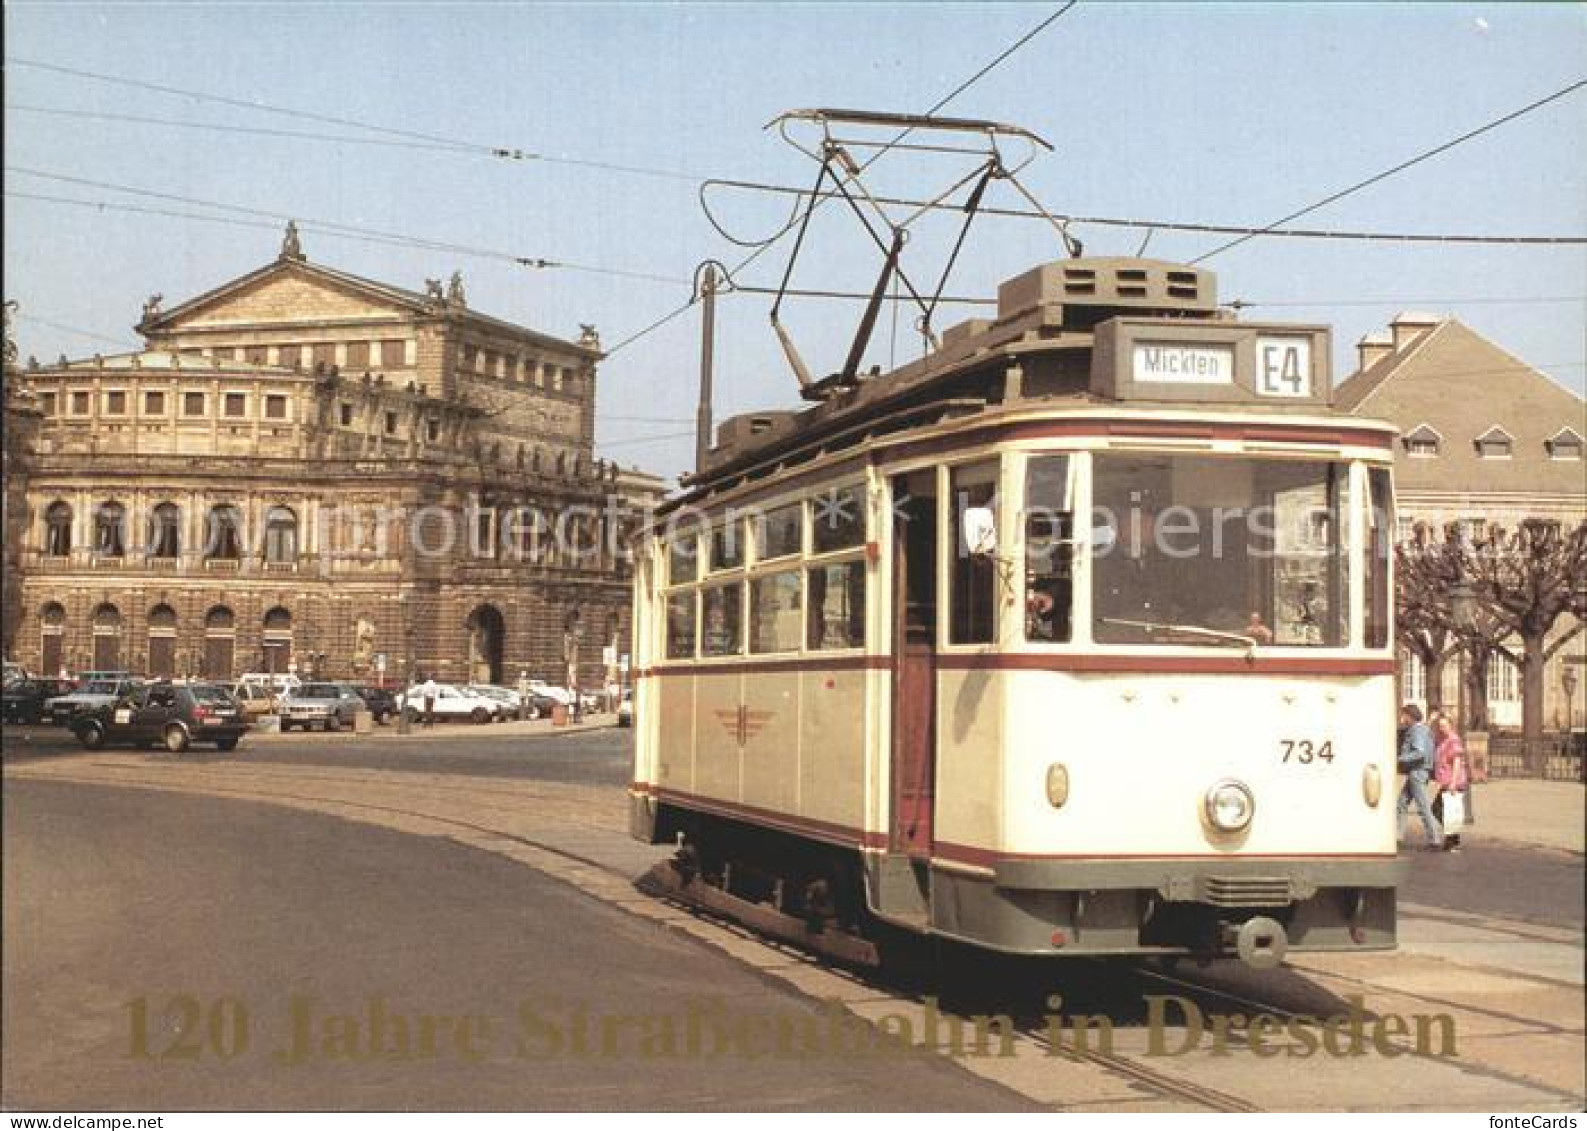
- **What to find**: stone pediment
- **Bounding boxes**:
[169,268,418,330]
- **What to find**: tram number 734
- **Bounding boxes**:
[1280,739,1335,764]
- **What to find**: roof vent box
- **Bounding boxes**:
[997,258,1219,325]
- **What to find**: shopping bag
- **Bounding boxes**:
[1441,790,1466,832]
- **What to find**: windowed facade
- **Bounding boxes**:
[1475,427,1513,459]
[265,394,287,420]
[105,390,127,415]
[183,391,206,416]
[264,507,298,564]
[94,501,127,557]
[1547,429,1583,461]
[205,505,244,560]
[44,502,72,556]
[144,390,166,415]
[224,392,247,418]
[148,503,181,559]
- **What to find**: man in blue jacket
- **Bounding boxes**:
[1397,703,1443,849]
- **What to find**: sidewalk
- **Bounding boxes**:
[246,713,619,742]
[1463,779,1585,855]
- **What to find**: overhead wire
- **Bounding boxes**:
[5,58,706,183]
[700,176,1587,246]
[6,167,693,286]
[1190,77,1587,263]
[607,2,1081,358]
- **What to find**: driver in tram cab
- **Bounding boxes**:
[1026,584,1057,640]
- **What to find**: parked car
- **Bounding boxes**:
[73,682,247,753]
[2,678,75,724]
[523,692,561,720]
[231,681,281,722]
[617,690,633,728]
[353,686,399,725]
[278,682,366,732]
[44,678,142,726]
[236,672,301,698]
[72,669,137,687]
[467,684,521,720]
[523,679,573,706]
[396,683,500,724]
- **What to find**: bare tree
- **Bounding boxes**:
[1463,519,1587,748]
[1395,524,1460,712]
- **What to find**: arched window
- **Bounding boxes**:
[39,602,66,677]
[147,604,178,679]
[203,606,236,680]
[264,506,298,565]
[148,503,181,559]
[205,505,244,560]
[94,501,127,557]
[92,603,123,670]
[44,501,72,556]
[262,606,293,674]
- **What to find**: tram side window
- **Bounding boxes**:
[701,583,744,656]
[1366,468,1392,649]
[750,570,802,653]
[1024,456,1074,642]
[811,486,864,553]
[753,503,803,561]
[808,561,866,650]
[711,521,744,571]
[668,531,699,585]
[950,462,999,645]
[665,592,697,659]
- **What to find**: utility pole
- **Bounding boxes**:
[695,263,718,473]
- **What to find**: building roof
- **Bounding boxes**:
[1334,317,1586,497]
[138,251,601,360]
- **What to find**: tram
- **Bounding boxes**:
[629,256,1401,968]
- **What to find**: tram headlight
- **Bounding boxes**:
[1204,779,1255,833]
[1362,764,1383,808]
[1045,763,1070,808]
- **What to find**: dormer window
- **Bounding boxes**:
[1475,426,1513,460]
[1403,424,1441,458]
[1547,428,1583,461]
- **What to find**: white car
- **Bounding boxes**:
[396,683,502,724]
[522,679,573,706]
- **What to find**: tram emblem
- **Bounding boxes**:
[714,707,776,744]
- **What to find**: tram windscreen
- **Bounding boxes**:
[1091,455,1350,647]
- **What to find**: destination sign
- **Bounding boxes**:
[1131,343,1235,385]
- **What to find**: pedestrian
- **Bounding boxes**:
[1430,712,1469,851]
[419,674,438,727]
[1396,704,1442,850]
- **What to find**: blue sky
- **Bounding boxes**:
[5,2,1584,481]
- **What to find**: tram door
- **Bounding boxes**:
[891,471,938,858]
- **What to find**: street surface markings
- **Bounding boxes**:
[6,752,1583,1112]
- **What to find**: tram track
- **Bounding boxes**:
[7,757,1581,1112]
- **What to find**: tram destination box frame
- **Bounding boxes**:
[1092,317,1334,409]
